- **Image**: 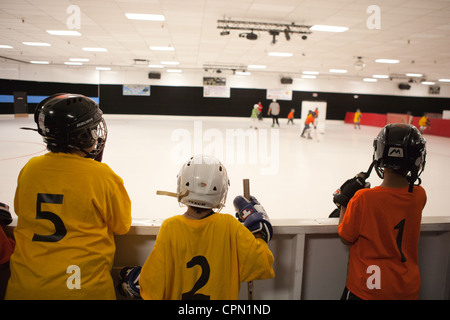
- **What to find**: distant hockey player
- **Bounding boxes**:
[313,107,319,129]
[250,104,260,129]
[257,101,264,121]
[301,110,315,139]
[354,108,362,129]
[119,155,275,300]
[333,124,427,300]
[268,99,280,127]
[287,108,295,125]
[6,94,132,300]
[418,112,430,133]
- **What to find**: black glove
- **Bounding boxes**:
[333,173,370,209]
[0,202,13,225]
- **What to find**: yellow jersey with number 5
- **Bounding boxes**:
[6,152,131,300]
[139,213,275,300]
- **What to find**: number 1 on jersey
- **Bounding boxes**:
[394,219,407,263]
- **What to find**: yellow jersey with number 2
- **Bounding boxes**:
[6,152,131,300]
[140,213,275,300]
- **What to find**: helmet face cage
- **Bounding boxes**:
[67,116,108,158]
[373,124,426,184]
[35,93,107,158]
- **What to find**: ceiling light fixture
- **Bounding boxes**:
[30,61,50,64]
[284,27,291,41]
[421,81,435,85]
[125,13,165,21]
[406,73,423,77]
[217,19,311,44]
[373,74,389,78]
[23,42,51,46]
[64,62,83,65]
[239,31,258,40]
[269,30,279,44]
[0,45,13,49]
[301,75,316,79]
[47,30,81,36]
[248,65,266,69]
[148,64,164,68]
[96,67,111,70]
[70,58,89,62]
[438,79,450,82]
[268,52,293,57]
[310,25,348,32]
[363,78,377,82]
[375,58,400,64]
[329,69,348,73]
[303,71,319,75]
[203,63,247,74]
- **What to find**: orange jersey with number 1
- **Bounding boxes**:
[339,186,426,300]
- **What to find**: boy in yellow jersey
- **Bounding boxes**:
[6,93,132,300]
[418,112,430,134]
[354,108,362,129]
[119,155,274,300]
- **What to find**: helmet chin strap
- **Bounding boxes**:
[407,171,420,193]
[68,144,94,159]
[80,149,94,159]
[373,159,419,193]
[362,160,377,180]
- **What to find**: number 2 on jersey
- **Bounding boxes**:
[181,255,211,300]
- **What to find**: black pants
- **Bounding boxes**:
[341,287,363,300]
[272,115,279,126]
[301,124,310,137]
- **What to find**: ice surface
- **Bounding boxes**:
[1,114,448,223]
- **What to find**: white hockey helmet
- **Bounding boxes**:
[177,155,229,210]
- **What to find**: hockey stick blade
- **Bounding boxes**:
[156,190,189,199]
[156,190,177,197]
[20,127,38,131]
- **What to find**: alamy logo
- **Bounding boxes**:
[171,121,279,175]
[388,147,403,157]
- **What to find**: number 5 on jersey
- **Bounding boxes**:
[32,193,67,243]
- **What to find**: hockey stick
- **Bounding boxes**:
[156,190,189,199]
[243,178,254,301]
[156,190,177,197]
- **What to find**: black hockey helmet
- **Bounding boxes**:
[34,93,107,158]
[373,123,426,191]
